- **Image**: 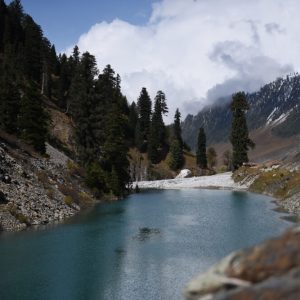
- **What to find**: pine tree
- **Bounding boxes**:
[196,127,207,169]
[19,81,49,153]
[49,45,59,75]
[0,0,7,53]
[85,161,106,194]
[81,51,98,88]
[168,137,184,170]
[68,65,92,162]
[40,37,53,98]
[68,61,131,196]
[174,108,183,148]
[8,0,23,22]
[0,67,20,133]
[23,15,43,83]
[5,0,24,47]
[0,4,134,197]
[230,92,255,170]
[2,0,24,77]
[72,45,80,65]
[57,54,71,110]
[148,91,168,164]
[168,108,184,170]
[136,87,152,151]
[128,101,138,145]
[102,102,130,196]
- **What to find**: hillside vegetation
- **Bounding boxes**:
[129,148,202,181]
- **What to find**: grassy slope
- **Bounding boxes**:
[212,127,300,167]
[233,166,300,200]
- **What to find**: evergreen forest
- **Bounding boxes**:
[0,0,186,197]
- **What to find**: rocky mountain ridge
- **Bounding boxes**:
[182,73,300,155]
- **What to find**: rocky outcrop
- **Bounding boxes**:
[280,193,300,217]
[184,226,300,300]
[0,140,94,232]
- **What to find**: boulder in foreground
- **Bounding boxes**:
[184,226,300,300]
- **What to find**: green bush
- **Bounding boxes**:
[64,196,73,206]
[79,192,93,204]
[16,213,30,225]
[85,162,106,192]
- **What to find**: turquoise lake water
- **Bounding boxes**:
[0,189,290,300]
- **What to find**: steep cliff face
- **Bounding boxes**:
[182,74,300,156]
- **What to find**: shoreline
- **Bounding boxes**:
[184,167,300,300]
[135,170,300,221]
[134,172,248,191]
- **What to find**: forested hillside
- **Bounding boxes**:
[0,0,190,197]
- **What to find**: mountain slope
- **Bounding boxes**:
[182,74,300,161]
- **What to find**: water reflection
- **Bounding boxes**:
[133,227,161,241]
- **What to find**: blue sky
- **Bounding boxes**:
[12,0,156,51]
[7,0,298,120]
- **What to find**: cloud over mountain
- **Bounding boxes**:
[67,0,300,122]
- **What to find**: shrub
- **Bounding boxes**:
[9,205,30,225]
[59,184,81,204]
[64,196,73,206]
[46,188,55,199]
[79,192,93,204]
[67,160,85,178]
[85,162,106,192]
[15,213,30,225]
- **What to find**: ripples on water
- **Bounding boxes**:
[0,189,290,300]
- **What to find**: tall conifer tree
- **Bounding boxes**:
[168,108,184,170]
[128,101,138,144]
[230,92,255,170]
[174,108,183,148]
[0,68,20,133]
[23,15,43,83]
[136,87,152,151]
[0,0,7,52]
[19,81,49,153]
[196,127,207,169]
[148,91,168,163]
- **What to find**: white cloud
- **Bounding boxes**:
[67,0,300,123]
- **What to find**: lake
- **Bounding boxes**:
[0,189,290,300]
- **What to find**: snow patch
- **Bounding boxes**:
[266,108,293,127]
[134,172,247,190]
[266,107,278,125]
